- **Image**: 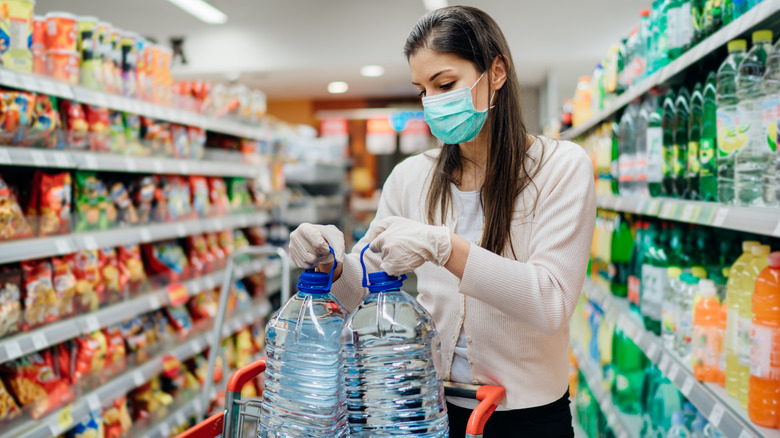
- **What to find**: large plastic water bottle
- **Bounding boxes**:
[259,252,349,438]
[717,39,748,204]
[619,101,640,195]
[342,245,448,437]
[667,410,691,437]
[736,30,773,206]
[762,37,780,206]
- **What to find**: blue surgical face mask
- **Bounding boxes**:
[421,72,495,144]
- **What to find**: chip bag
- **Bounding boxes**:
[68,250,104,313]
[186,234,212,276]
[8,92,35,146]
[208,177,230,216]
[131,176,155,224]
[0,173,33,240]
[74,331,108,384]
[188,126,205,159]
[61,100,89,150]
[28,171,72,237]
[75,172,116,231]
[108,181,138,226]
[0,378,21,426]
[26,94,61,148]
[108,110,126,154]
[171,124,190,159]
[21,259,56,330]
[103,325,126,379]
[52,256,77,319]
[168,176,193,221]
[119,317,148,364]
[123,113,143,156]
[0,91,23,144]
[227,178,251,211]
[84,104,111,152]
[66,409,102,438]
[117,244,146,294]
[1,349,74,419]
[0,267,22,338]
[98,248,121,304]
[189,175,211,218]
[103,396,132,438]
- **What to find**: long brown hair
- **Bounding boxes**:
[403,6,542,257]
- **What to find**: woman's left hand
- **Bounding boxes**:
[365,216,452,276]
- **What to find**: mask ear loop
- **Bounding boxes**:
[471,71,497,112]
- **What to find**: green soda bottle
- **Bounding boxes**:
[610,213,634,298]
[611,121,620,194]
[628,221,649,307]
[648,92,666,197]
[723,0,735,24]
[674,87,692,197]
[693,0,706,44]
[668,0,694,60]
[688,83,704,199]
[701,71,719,201]
[611,325,648,414]
[663,89,677,196]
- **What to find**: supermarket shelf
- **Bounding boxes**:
[284,162,345,186]
[139,394,204,438]
[1,299,272,438]
[0,146,267,178]
[560,0,780,140]
[571,343,642,438]
[0,210,269,265]
[286,198,344,226]
[0,257,276,363]
[595,195,780,237]
[0,68,266,141]
[583,279,780,438]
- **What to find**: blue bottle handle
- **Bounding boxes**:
[304,245,337,291]
[359,243,407,291]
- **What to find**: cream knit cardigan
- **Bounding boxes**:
[331,136,596,409]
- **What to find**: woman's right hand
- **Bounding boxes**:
[289,223,345,274]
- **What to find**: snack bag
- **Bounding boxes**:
[186,234,211,276]
[103,325,126,379]
[66,410,102,438]
[157,121,174,157]
[170,124,190,159]
[248,176,268,208]
[0,174,33,240]
[231,280,252,311]
[0,91,22,144]
[0,267,22,338]
[52,256,77,319]
[28,171,72,237]
[152,309,177,344]
[205,233,225,269]
[68,250,103,312]
[98,248,120,304]
[152,175,171,222]
[117,244,145,294]
[123,113,143,156]
[0,378,21,426]
[9,92,35,146]
[188,126,205,159]
[188,289,217,321]
[108,181,138,226]
[131,176,155,224]
[103,396,132,438]
[74,331,108,385]
[84,104,110,152]
[75,172,114,231]
[108,110,125,154]
[235,329,254,368]
[61,100,89,150]
[165,305,192,336]
[2,350,74,419]
[218,229,234,256]
[142,241,190,282]
[21,259,56,329]
[227,178,251,211]
[170,176,193,220]
[119,317,148,364]
[189,175,211,218]
[26,94,61,148]
[245,226,267,246]
[208,177,230,216]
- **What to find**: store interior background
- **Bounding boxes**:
[36,0,646,248]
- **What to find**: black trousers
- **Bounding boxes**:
[446,390,574,438]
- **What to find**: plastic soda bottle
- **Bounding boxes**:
[692,280,721,382]
[747,251,780,427]
[612,121,620,194]
[725,241,760,397]
[663,89,678,196]
[628,221,650,307]
[701,71,719,201]
[610,213,634,298]
[662,268,684,349]
[619,103,640,195]
[717,39,748,204]
[612,325,647,414]
[688,83,704,199]
[736,30,773,206]
[674,87,692,197]
[761,35,780,206]
[648,93,666,197]
[642,222,670,335]
[718,298,728,387]
[737,244,772,408]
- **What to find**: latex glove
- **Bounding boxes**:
[289,223,345,269]
[366,216,452,276]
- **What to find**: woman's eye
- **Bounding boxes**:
[440,82,455,90]
[417,89,426,97]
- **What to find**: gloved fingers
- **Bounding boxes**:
[365,216,402,243]
[289,223,333,268]
[315,224,345,264]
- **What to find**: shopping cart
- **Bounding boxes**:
[178,246,506,438]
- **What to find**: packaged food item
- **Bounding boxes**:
[2,349,74,419]
[244,270,267,297]
[151,309,177,344]
[230,280,252,311]
[75,172,116,231]
[108,180,138,226]
[157,121,174,157]
[8,91,35,146]
[0,0,34,72]
[131,175,155,224]
[0,378,21,426]
[21,259,55,329]
[186,234,213,276]
[139,116,160,155]
[248,177,268,208]
[142,241,190,282]
[103,324,126,378]
[45,49,80,84]
[205,233,225,269]
[98,247,120,304]
[31,15,45,75]
[245,226,267,246]
[68,250,103,312]
[83,104,110,152]
[27,94,62,149]
[166,305,193,336]
[96,22,114,94]
[52,256,77,319]
[77,16,100,91]
[0,173,33,241]
[188,126,206,159]
[107,110,125,154]
[45,12,78,52]
[171,176,194,220]
[109,28,122,94]
[117,244,145,293]
[227,178,251,211]
[61,100,89,150]
[188,289,217,321]
[67,410,101,438]
[123,112,143,156]
[103,396,132,438]
[119,316,148,364]
[208,177,230,216]
[235,328,254,369]
[218,229,234,256]
[73,330,107,386]
[152,175,170,222]
[189,175,211,218]
[171,124,190,159]
[120,31,138,98]
[0,267,22,338]
[28,171,72,237]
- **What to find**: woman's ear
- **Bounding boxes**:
[490,55,508,91]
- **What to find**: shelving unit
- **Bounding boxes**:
[596,195,780,237]
[571,343,642,438]
[284,162,345,186]
[583,279,779,438]
[284,162,346,227]
[560,0,780,140]
[1,298,273,438]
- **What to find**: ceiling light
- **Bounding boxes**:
[361,65,385,77]
[423,0,448,11]
[328,81,349,94]
[167,0,228,24]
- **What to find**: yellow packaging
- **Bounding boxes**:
[0,0,34,72]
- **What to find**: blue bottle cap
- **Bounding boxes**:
[360,244,407,293]
[297,246,337,294]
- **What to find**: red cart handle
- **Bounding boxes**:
[175,411,224,438]
[226,357,266,392]
[466,385,506,436]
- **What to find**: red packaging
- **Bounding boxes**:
[0,173,34,241]
[98,247,121,305]
[20,259,55,330]
[218,229,234,256]
[73,331,107,385]
[205,233,225,269]
[0,377,22,425]
[0,267,22,339]
[68,250,103,312]
[28,171,72,237]
[103,396,132,438]
[60,100,88,150]
[208,177,230,216]
[52,257,77,320]
[103,325,126,378]
[84,104,111,152]
[1,349,75,419]
[186,234,212,276]
[25,94,61,148]
[245,226,268,246]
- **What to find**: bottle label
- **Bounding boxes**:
[679,3,694,47]
[716,107,744,157]
[761,95,779,153]
[700,137,716,177]
[628,275,641,305]
[640,265,665,320]
[750,325,780,379]
[737,100,761,152]
[667,6,681,49]
[688,141,700,175]
[618,155,634,182]
[737,314,753,366]
[693,325,720,369]
[662,298,677,333]
[673,144,685,176]
[647,127,663,182]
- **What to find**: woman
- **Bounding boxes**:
[289,6,595,437]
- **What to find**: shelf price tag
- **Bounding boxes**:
[125,158,138,172]
[177,161,189,174]
[55,82,72,98]
[646,200,661,215]
[658,353,671,373]
[55,238,72,255]
[30,150,46,166]
[133,371,146,386]
[56,403,74,431]
[712,207,729,227]
[153,160,164,173]
[148,294,161,310]
[617,431,628,438]
[31,332,48,350]
[82,236,98,251]
[167,283,189,307]
[646,342,658,360]
[139,227,153,243]
[85,315,100,333]
[204,275,216,290]
[20,74,39,91]
[175,412,186,425]
[84,154,98,169]
[681,376,695,397]
[53,152,71,167]
[176,223,187,237]
[0,69,19,87]
[739,430,757,438]
[86,394,102,412]
[4,340,22,359]
[708,403,725,427]
[680,204,696,222]
[239,216,249,227]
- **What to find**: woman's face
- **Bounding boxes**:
[409,48,491,111]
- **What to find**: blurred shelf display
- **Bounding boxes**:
[284,162,346,186]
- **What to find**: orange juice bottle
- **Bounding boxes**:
[692,280,721,382]
[717,298,728,387]
[748,251,780,427]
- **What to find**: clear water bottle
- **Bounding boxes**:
[736,30,773,206]
[343,245,448,437]
[667,410,692,437]
[619,101,641,195]
[762,36,780,206]
[259,253,349,438]
[717,39,748,204]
